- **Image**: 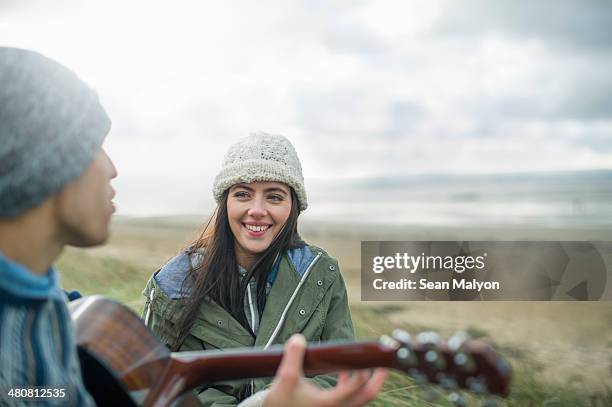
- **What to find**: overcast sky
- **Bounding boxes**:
[1,0,611,215]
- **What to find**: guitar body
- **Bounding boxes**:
[70,296,202,406]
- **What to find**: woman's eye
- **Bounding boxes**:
[233,191,250,198]
[268,194,284,202]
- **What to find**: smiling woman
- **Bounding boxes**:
[227,182,293,268]
[141,132,358,406]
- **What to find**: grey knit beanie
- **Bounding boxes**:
[213,132,308,211]
[0,47,111,217]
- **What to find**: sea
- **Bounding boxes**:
[302,170,612,228]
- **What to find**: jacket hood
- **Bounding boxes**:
[155,246,317,300]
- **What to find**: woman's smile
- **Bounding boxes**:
[243,222,272,236]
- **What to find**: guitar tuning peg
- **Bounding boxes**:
[453,352,476,373]
[480,399,502,407]
[496,357,512,376]
[408,368,428,385]
[417,331,441,346]
[448,392,467,407]
[424,349,447,370]
[436,372,458,390]
[396,346,418,367]
[448,331,470,351]
[391,329,411,344]
[425,349,438,362]
[465,376,488,394]
[379,334,400,349]
[417,332,446,371]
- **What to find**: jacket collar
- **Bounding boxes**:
[150,246,321,348]
[255,247,322,347]
[255,253,303,346]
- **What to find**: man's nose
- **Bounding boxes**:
[103,149,118,179]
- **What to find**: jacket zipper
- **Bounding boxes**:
[247,282,256,332]
[263,252,322,349]
[247,277,258,397]
[144,288,155,326]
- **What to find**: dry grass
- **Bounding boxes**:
[58,216,612,405]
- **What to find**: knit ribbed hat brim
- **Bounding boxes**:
[213,132,308,211]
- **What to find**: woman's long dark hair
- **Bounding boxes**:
[171,187,305,352]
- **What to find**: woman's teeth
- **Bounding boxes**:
[245,224,270,232]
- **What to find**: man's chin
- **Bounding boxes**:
[67,230,110,248]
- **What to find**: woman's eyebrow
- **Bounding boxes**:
[265,187,288,195]
[232,184,254,191]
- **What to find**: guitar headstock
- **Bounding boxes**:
[380,329,511,399]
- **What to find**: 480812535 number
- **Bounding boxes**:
[4,387,67,400]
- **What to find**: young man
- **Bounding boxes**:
[0,47,385,406]
[0,46,115,407]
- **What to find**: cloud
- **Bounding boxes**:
[385,101,426,136]
[0,0,87,19]
[558,65,612,120]
[3,0,612,215]
[570,124,612,153]
[320,18,387,56]
[462,59,612,122]
[436,0,612,53]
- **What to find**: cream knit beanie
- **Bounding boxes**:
[213,132,308,211]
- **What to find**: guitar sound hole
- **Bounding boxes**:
[77,347,139,407]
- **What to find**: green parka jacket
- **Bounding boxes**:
[141,244,355,406]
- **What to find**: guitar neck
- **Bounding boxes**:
[143,341,396,407]
[176,341,397,384]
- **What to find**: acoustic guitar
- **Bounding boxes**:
[70,296,511,407]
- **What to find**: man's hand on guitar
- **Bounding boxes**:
[264,334,388,407]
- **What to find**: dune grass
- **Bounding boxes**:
[57,217,612,406]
